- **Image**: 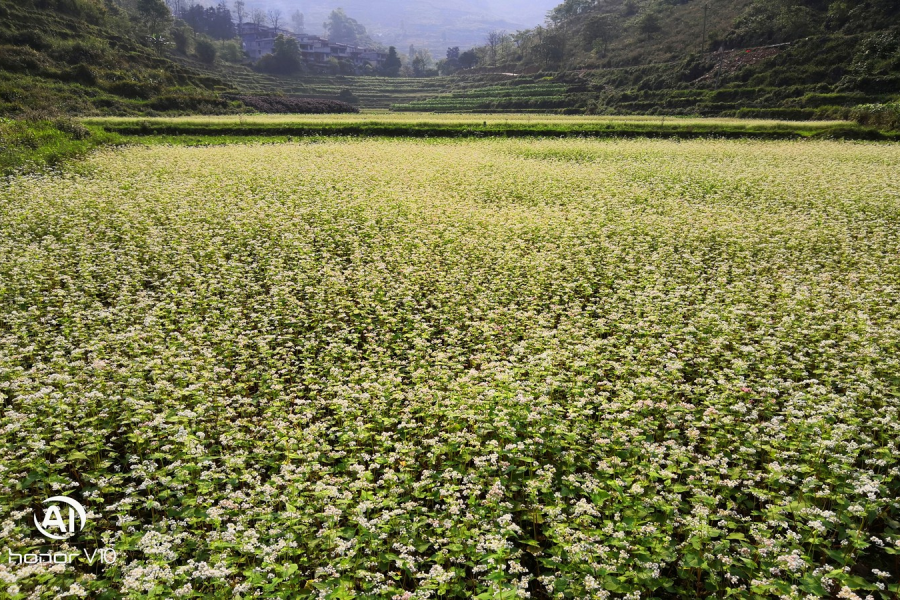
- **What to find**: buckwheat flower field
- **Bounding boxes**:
[1,138,899,599]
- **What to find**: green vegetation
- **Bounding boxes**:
[852,102,900,131]
[0,117,120,176]
[0,0,441,116]
[3,0,896,118]
[392,82,573,112]
[2,137,899,598]
[0,0,234,116]
[403,0,900,116]
[5,112,896,176]
[83,113,894,140]
[323,8,373,47]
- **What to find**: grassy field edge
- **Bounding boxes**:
[5,116,898,177]
[0,119,123,177]
[90,120,899,141]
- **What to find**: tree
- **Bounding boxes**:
[582,13,614,52]
[458,48,478,69]
[486,30,507,64]
[137,0,171,36]
[233,0,246,30]
[324,8,370,45]
[535,31,566,64]
[411,48,433,76]
[164,0,186,19]
[256,34,302,74]
[381,46,402,76]
[182,3,234,40]
[213,2,235,39]
[441,47,461,75]
[290,10,304,33]
[411,55,425,76]
[547,0,596,26]
[268,8,282,31]
[251,7,265,26]
[638,11,661,40]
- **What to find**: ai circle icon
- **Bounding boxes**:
[34,496,87,540]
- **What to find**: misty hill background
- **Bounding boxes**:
[251,0,560,56]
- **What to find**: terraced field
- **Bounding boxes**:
[174,57,459,110]
[390,82,575,113]
[1,136,899,599]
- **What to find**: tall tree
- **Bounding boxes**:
[290,10,304,33]
[233,0,246,30]
[213,2,235,39]
[268,8,282,31]
[486,30,507,64]
[137,0,171,36]
[324,8,369,45]
[182,3,234,40]
[256,33,302,73]
[381,46,401,76]
[164,0,186,19]
[458,48,478,69]
[251,7,265,27]
[534,31,566,64]
[582,13,614,52]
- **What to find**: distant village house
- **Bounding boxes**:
[239,23,387,73]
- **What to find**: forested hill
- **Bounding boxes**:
[505,0,899,71]
[402,0,899,118]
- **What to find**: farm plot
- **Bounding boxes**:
[1,138,899,599]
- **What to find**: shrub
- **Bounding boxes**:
[52,118,91,140]
[195,37,217,64]
[172,24,193,55]
[219,39,244,63]
[851,102,900,130]
[0,45,49,72]
[337,89,359,105]
[69,63,98,85]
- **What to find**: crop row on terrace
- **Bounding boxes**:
[78,114,896,141]
[390,83,575,113]
[1,138,899,599]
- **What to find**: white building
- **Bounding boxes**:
[238,23,386,71]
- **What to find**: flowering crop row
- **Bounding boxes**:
[1,138,899,599]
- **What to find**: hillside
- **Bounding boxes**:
[394,0,900,118]
[0,0,504,118]
[0,0,235,116]
[1,0,897,125]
